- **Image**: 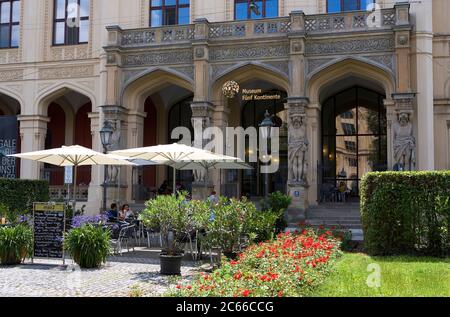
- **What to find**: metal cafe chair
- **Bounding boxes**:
[145,228,163,248]
[111,224,136,256]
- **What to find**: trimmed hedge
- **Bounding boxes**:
[361,172,450,257]
[0,178,49,216]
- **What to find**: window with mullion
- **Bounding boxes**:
[327,0,375,13]
[150,0,190,27]
[0,0,20,49]
[235,0,278,20]
[53,0,90,46]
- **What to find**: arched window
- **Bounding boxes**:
[327,0,375,13]
[321,86,387,199]
[235,0,278,20]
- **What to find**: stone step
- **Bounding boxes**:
[309,203,360,209]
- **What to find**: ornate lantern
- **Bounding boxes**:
[222,80,240,99]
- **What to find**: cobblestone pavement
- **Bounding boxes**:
[0,248,206,297]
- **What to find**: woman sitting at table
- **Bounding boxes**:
[119,204,134,221]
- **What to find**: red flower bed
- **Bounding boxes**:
[174,229,342,297]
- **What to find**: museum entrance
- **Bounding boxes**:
[241,89,288,198]
[320,86,387,203]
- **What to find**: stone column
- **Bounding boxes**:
[126,111,145,203]
[447,120,450,169]
[384,98,396,171]
[407,1,434,170]
[17,115,49,180]
[99,105,129,208]
[286,98,309,223]
[190,101,214,200]
[85,112,102,214]
[288,11,306,97]
[190,18,215,199]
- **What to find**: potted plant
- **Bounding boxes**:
[204,198,252,260]
[0,224,33,265]
[65,224,111,268]
[140,193,194,275]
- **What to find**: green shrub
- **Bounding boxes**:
[0,179,49,221]
[203,197,249,255]
[360,171,450,257]
[0,224,33,265]
[140,193,202,255]
[64,224,111,268]
[260,192,292,234]
[245,206,279,243]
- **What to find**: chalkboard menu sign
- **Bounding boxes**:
[33,203,66,261]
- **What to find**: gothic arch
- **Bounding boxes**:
[35,82,96,116]
[211,62,290,103]
[121,67,194,112]
[0,87,24,113]
[307,57,395,105]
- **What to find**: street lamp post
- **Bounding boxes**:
[259,110,275,199]
[100,121,114,212]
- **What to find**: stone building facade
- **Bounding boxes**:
[0,0,449,218]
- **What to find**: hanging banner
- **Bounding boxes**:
[0,116,18,179]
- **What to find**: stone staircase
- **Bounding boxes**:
[305,202,362,230]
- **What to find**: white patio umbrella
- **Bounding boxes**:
[130,156,253,190]
[112,143,247,193]
[9,145,134,207]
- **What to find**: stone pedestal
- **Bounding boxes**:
[192,182,214,200]
[287,183,309,223]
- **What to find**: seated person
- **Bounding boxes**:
[119,204,134,221]
[158,180,169,195]
[208,191,219,205]
[107,203,118,221]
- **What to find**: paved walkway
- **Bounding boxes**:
[0,248,204,297]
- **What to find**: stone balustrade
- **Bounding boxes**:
[106,6,407,49]
[49,185,89,202]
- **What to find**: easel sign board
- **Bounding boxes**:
[32,202,66,264]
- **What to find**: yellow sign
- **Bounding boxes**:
[34,203,65,212]
[241,89,282,101]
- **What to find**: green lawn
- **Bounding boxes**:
[312,253,450,297]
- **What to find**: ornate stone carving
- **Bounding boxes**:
[363,54,395,72]
[38,65,95,79]
[262,61,289,77]
[307,58,335,74]
[122,49,193,66]
[291,41,303,53]
[172,66,195,80]
[209,44,290,61]
[287,99,309,185]
[195,47,205,59]
[47,46,91,61]
[0,70,23,81]
[211,63,236,79]
[0,50,20,64]
[305,37,395,56]
[107,53,117,64]
[393,112,416,171]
